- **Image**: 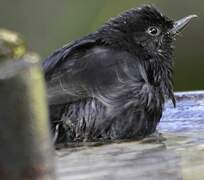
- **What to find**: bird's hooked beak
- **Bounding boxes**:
[170,14,198,35]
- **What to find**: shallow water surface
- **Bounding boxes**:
[56,91,204,180]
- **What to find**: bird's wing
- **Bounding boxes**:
[43,38,96,79]
[43,39,164,120]
[42,38,145,106]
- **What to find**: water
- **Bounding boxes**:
[56,91,204,180]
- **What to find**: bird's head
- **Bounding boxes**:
[98,5,197,60]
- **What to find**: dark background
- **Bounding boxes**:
[0,0,203,91]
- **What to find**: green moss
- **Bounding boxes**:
[0,29,26,60]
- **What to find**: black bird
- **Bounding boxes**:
[43,5,197,144]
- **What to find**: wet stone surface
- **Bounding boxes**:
[56,91,204,180]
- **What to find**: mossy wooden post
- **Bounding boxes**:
[0,56,55,179]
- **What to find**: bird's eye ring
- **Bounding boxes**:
[147,26,161,36]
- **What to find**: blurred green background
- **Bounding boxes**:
[0,0,203,91]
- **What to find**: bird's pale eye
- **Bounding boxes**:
[147,26,161,36]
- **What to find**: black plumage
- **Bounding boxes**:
[43,5,197,144]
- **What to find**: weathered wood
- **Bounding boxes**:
[0,57,55,180]
[56,91,204,180]
[159,91,204,133]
